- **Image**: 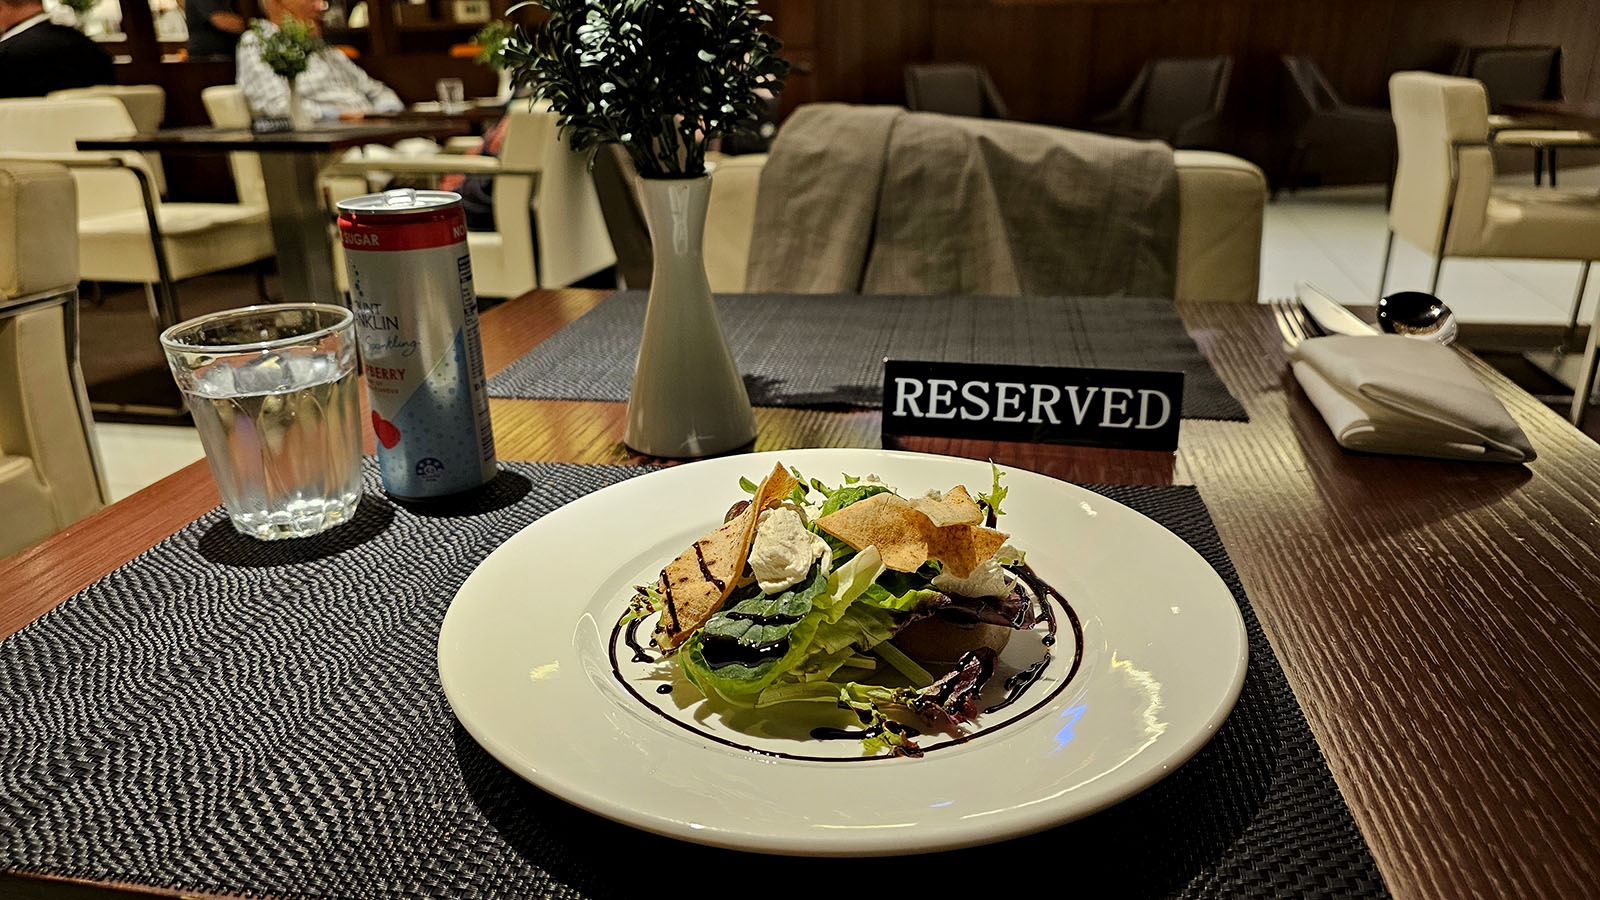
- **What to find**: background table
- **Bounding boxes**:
[1500,99,1600,132]
[78,122,470,308]
[3,290,1599,900]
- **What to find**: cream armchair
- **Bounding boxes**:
[0,162,109,558]
[49,85,169,196]
[0,97,275,338]
[1382,72,1600,424]
[693,149,1266,303]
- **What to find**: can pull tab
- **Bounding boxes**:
[380,188,420,209]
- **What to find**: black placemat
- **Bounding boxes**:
[0,461,1382,899]
[488,292,1249,421]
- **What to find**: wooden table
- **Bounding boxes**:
[1501,99,1600,131]
[4,290,1600,900]
[78,122,470,309]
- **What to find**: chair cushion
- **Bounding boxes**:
[1477,187,1600,259]
[1492,129,1599,147]
[78,204,274,283]
[78,202,268,236]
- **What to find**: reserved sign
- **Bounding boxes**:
[882,360,1184,451]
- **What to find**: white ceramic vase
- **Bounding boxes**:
[287,79,316,131]
[624,174,757,458]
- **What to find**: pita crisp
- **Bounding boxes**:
[816,490,1006,579]
[653,463,798,650]
[908,485,984,527]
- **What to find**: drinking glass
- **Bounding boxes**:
[436,77,466,113]
[160,304,363,541]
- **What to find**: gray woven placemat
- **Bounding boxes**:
[488,292,1248,421]
[0,460,1382,899]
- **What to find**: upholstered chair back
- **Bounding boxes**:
[1452,45,1562,112]
[1137,57,1230,138]
[200,85,269,209]
[1387,72,1493,255]
[49,85,168,194]
[904,64,1007,119]
[494,102,615,289]
[0,98,154,225]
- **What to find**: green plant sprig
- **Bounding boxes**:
[500,0,788,179]
[473,20,515,70]
[251,18,323,81]
[60,0,98,21]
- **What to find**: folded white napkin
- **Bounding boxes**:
[1289,335,1536,463]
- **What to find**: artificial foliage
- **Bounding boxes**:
[59,0,98,25]
[250,18,323,81]
[500,0,788,178]
[473,20,515,70]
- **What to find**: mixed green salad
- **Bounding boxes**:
[622,462,1038,756]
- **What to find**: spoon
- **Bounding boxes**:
[1377,291,1457,345]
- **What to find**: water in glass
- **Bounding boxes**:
[186,352,362,540]
[162,304,363,541]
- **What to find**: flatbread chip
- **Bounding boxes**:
[817,490,1008,579]
[925,524,1008,579]
[909,485,984,527]
[654,463,797,649]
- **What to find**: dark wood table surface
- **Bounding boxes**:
[76,121,471,154]
[3,290,1599,900]
[1500,99,1600,131]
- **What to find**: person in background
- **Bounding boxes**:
[439,112,507,232]
[0,0,114,98]
[237,0,401,121]
[186,0,246,59]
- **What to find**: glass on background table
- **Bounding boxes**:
[160,304,363,541]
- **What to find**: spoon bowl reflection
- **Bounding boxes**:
[1377,291,1457,345]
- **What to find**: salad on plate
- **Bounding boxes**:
[618,461,1072,757]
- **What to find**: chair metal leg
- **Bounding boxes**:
[1569,278,1600,428]
[1377,229,1395,300]
[1429,255,1444,295]
[1274,145,1304,202]
[1534,148,1545,186]
[129,164,181,331]
[1563,260,1591,353]
[254,260,274,303]
[1549,147,1559,188]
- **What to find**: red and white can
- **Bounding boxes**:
[337,189,496,500]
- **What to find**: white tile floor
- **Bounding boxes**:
[95,421,206,502]
[95,167,1600,498]
[1262,164,1600,325]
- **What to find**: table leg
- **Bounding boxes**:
[259,153,341,306]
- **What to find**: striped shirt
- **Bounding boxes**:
[236,23,401,121]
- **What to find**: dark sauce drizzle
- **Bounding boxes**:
[659,569,680,635]
[693,542,725,592]
[609,563,1084,762]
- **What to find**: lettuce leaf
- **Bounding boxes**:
[813,546,885,623]
[681,563,830,698]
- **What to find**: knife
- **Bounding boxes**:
[1295,282,1379,336]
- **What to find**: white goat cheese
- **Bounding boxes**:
[749,506,831,594]
[931,543,1020,599]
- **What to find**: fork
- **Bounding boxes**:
[1268,296,1327,350]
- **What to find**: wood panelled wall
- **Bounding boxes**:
[765,0,1600,171]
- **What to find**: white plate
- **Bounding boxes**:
[438,449,1248,856]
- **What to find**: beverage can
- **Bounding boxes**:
[337,188,497,500]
